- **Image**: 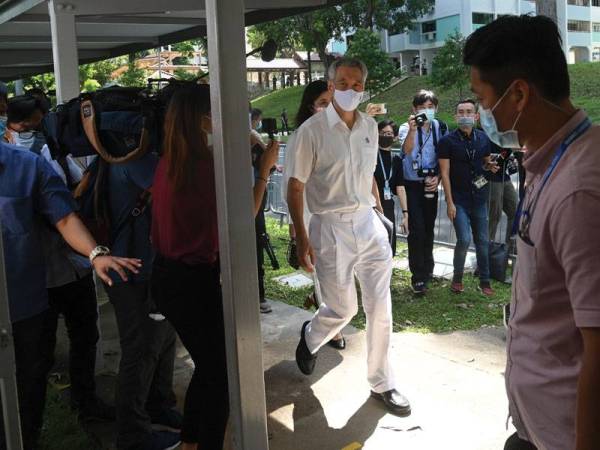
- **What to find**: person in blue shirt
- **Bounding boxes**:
[102,152,182,450]
[437,99,499,297]
[0,141,139,449]
[398,90,447,295]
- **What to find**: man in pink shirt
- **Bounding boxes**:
[463,15,600,450]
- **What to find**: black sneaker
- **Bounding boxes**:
[411,282,427,296]
[141,431,181,450]
[75,397,116,423]
[260,299,272,314]
[151,408,183,432]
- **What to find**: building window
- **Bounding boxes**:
[421,21,436,33]
[594,22,600,32]
[472,12,494,25]
[568,0,589,6]
[568,20,591,32]
[593,0,600,7]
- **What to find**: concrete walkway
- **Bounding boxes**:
[54,298,514,450]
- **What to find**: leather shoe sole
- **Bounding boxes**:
[296,321,317,375]
[370,390,411,417]
[327,336,346,350]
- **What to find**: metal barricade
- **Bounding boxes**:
[0,220,23,450]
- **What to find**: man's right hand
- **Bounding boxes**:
[407,114,418,133]
[259,140,280,175]
[447,203,457,221]
[296,234,316,273]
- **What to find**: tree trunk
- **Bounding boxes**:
[307,50,313,83]
[367,0,374,31]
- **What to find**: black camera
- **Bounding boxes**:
[261,117,278,139]
[492,148,512,167]
[417,167,437,178]
[414,112,428,128]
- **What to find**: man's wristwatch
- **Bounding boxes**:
[89,246,111,263]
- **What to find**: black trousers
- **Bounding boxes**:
[382,198,397,256]
[405,181,438,283]
[255,208,266,301]
[0,309,55,450]
[105,281,177,450]
[151,255,229,447]
[47,273,99,407]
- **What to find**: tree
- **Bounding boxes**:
[345,29,399,96]
[174,68,204,81]
[342,0,434,33]
[119,61,147,87]
[247,0,433,69]
[431,31,469,98]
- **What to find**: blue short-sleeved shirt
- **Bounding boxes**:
[107,152,158,284]
[0,142,76,323]
[398,120,445,181]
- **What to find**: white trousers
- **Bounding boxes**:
[306,207,396,393]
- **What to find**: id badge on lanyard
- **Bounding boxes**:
[383,182,392,200]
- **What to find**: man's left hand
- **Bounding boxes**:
[425,176,439,191]
[93,256,142,286]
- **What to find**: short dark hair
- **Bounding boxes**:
[7,95,43,124]
[250,108,262,121]
[463,15,570,102]
[412,89,438,108]
[455,98,477,112]
[377,119,399,137]
[25,88,50,114]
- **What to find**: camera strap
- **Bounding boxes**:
[417,121,436,168]
[80,98,151,164]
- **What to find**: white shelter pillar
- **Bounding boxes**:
[205,0,269,449]
[48,0,80,103]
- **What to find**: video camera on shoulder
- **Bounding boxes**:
[417,167,437,178]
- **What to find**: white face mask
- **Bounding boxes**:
[9,129,35,149]
[478,81,522,149]
[334,89,363,112]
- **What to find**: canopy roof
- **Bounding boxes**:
[0,0,343,81]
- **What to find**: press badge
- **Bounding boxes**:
[412,160,419,171]
[473,175,488,190]
[384,184,392,200]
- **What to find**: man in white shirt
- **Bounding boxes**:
[287,57,410,416]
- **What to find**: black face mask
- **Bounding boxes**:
[379,135,394,148]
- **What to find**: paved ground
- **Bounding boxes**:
[53,296,513,450]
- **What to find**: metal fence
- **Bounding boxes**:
[265,145,517,249]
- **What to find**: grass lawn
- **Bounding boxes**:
[263,217,511,334]
[40,386,99,450]
[252,62,600,133]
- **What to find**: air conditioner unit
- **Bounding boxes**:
[424,32,436,41]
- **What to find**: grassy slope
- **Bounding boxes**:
[252,62,600,130]
[264,218,511,334]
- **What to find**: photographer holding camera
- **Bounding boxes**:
[438,99,498,296]
[487,143,518,249]
[399,90,447,295]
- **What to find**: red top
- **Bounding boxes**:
[151,157,219,265]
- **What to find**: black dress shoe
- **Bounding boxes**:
[370,389,411,417]
[296,321,317,375]
[327,335,346,350]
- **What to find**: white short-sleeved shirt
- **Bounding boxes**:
[287,102,379,215]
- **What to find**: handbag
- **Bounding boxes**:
[374,208,394,246]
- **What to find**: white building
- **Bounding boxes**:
[374,0,600,74]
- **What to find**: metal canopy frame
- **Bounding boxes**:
[0,0,349,449]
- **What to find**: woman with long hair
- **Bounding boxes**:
[150,84,226,450]
[283,80,346,350]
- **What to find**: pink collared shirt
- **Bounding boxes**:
[507,110,600,450]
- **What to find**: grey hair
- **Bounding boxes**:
[327,57,368,84]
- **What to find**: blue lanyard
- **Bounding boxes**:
[378,150,393,185]
[511,118,592,237]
